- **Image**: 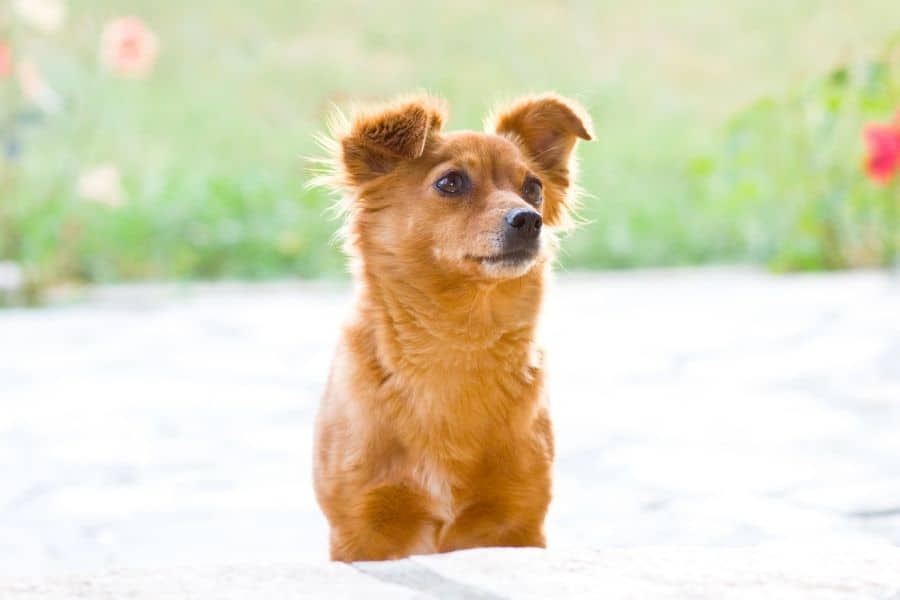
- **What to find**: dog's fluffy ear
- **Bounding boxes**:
[491,94,592,171]
[490,94,593,226]
[338,95,447,186]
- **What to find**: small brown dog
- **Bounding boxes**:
[313,93,592,561]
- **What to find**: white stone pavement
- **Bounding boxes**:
[4,546,900,599]
[1,269,899,579]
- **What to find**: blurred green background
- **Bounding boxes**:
[2,0,900,302]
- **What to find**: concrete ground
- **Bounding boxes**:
[5,546,900,599]
[1,269,899,577]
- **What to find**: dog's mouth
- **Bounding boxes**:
[469,246,540,266]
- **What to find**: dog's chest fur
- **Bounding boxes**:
[411,456,455,521]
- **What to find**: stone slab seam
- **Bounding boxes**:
[353,559,506,600]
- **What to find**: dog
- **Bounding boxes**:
[313,93,592,561]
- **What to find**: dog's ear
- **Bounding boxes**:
[491,94,593,225]
[491,94,592,171]
[338,95,447,186]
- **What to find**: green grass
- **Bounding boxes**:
[2,0,900,297]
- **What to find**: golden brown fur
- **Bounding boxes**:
[313,93,592,561]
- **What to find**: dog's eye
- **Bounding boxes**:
[434,171,468,196]
[522,177,543,205]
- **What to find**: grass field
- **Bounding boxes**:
[2,0,900,296]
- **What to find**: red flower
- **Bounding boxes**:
[0,41,11,79]
[863,116,900,185]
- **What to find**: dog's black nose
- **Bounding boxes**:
[505,208,542,239]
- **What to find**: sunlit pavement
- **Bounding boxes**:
[1,269,899,576]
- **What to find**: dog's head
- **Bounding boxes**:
[321,94,592,282]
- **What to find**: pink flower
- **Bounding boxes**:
[863,116,900,185]
[77,164,124,207]
[100,17,159,77]
[0,41,11,78]
[17,59,63,113]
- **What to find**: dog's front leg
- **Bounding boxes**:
[328,482,440,562]
[437,499,548,552]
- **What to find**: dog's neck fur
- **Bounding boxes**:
[355,260,546,380]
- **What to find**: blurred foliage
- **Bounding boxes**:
[1,1,900,303]
[699,37,900,270]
